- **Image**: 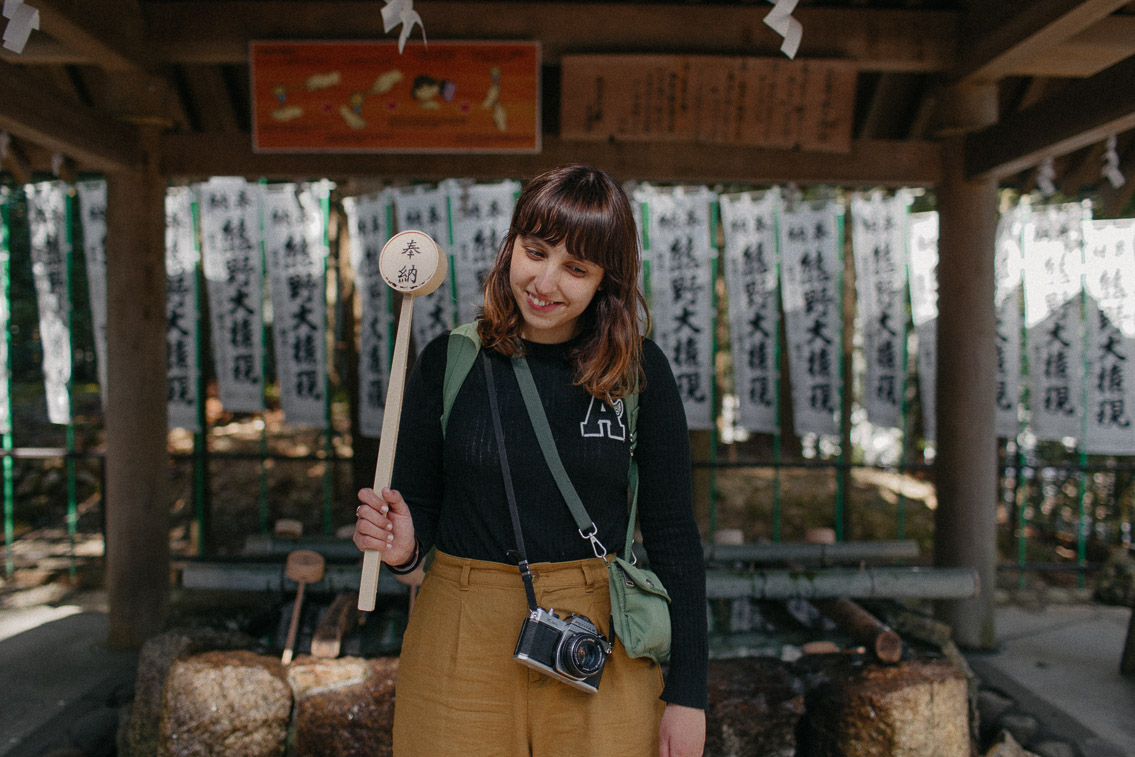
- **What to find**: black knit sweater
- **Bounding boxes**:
[390,331,708,709]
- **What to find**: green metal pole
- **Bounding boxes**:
[772,198,783,543]
[257,180,269,535]
[321,187,333,536]
[708,202,719,538]
[835,208,846,541]
[189,195,210,555]
[1,198,14,578]
[64,189,77,578]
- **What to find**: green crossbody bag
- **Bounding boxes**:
[511,356,672,665]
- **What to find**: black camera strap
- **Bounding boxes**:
[482,352,540,613]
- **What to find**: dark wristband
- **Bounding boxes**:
[386,539,422,574]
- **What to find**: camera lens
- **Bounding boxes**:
[558,634,605,678]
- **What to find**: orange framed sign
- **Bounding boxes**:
[250,41,540,153]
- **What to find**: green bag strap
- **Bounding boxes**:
[512,356,641,560]
[441,321,482,437]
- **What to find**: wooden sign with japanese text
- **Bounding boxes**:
[561,55,855,153]
[251,41,540,153]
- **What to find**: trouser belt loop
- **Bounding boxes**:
[459,563,471,590]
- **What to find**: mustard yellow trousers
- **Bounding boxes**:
[393,550,666,756]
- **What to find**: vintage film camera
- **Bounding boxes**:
[514,607,613,694]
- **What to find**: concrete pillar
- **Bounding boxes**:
[933,83,999,649]
[103,74,170,648]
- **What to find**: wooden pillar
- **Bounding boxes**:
[933,82,999,649]
[103,74,170,648]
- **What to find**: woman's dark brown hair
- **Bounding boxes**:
[478,164,650,400]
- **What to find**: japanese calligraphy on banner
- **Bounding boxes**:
[198,177,264,413]
[76,180,108,408]
[393,185,455,347]
[0,193,12,434]
[446,179,518,325]
[1023,203,1089,442]
[344,191,394,439]
[907,212,938,443]
[850,192,909,430]
[261,182,332,427]
[25,181,72,425]
[561,55,856,153]
[719,190,780,433]
[779,201,842,436]
[994,209,1025,438]
[165,187,202,432]
[637,185,717,430]
[1082,218,1135,453]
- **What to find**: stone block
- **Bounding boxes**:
[706,657,805,757]
[158,650,291,757]
[806,659,971,757]
[119,628,255,757]
[289,656,399,757]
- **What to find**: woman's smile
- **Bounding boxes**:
[510,235,604,343]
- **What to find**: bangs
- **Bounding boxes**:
[510,177,633,272]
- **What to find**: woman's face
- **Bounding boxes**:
[509,234,605,344]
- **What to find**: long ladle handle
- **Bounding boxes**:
[358,293,415,611]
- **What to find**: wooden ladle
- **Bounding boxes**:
[282,549,326,664]
[357,230,449,612]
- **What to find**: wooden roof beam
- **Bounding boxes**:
[32,0,154,72]
[954,0,1131,84]
[160,132,941,187]
[0,60,141,171]
[141,2,956,72]
[965,54,1135,181]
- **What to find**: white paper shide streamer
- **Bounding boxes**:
[76,180,108,409]
[994,208,1025,438]
[1082,218,1135,453]
[907,211,938,444]
[2,0,39,54]
[262,182,331,427]
[165,187,202,432]
[764,0,802,59]
[779,200,843,436]
[26,181,72,425]
[344,192,393,439]
[637,185,717,430]
[851,192,908,430]
[720,190,780,434]
[198,177,264,413]
[447,179,518,325]
[1023,203,1088,442]
[394,185,455,348]
[381,0,426,53]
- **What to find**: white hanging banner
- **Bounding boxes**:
[344,191,393,439]
[778,200,843,437]
[0,190,12,434]
[994,208,1025,438]
[636,185,717,430]
[165,187,203,432]
[393,185,455,346]
[25,181,72,425]
[850,192,909,430]
[719,190,780,434]
[1023,203,1088,442]
[907,211,938,444]
[1082,218,1135,454]
[446,179,518,325]
[261,182,331,427]
[197,177,264,413]
[75,179,108,409]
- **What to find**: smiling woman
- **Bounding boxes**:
[353,164,708,756]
